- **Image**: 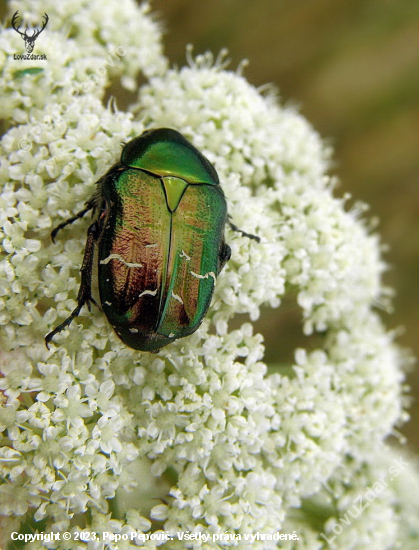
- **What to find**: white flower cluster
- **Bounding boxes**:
[1,1,418,548]
[0,0,165,123]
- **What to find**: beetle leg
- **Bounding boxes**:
[228,220,260,242]
[218,240,231,273]
[45,221,98,349]
[51,197,97,242]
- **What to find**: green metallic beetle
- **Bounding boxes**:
[45,128,258,352]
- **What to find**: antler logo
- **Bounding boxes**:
[12,11,49,53]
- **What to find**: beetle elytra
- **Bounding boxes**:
[45,128,259,352]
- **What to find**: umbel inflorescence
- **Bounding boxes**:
[1,0,418,548]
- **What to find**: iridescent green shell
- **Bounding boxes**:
[98,129,228,351]
[121,128,219,186]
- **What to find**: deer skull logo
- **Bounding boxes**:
[12,11,49,54]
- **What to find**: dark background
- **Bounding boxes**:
[2,0,418,452]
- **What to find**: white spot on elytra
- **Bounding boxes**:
[104,301,112,306]
[179,249,191,261]
[169,333,175,338]
[146,243,158,248]
[190,270,216,282]
[138,289,158,298]
[100,253,143,268]
[171,291,184,304]
[129,328,139,333]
